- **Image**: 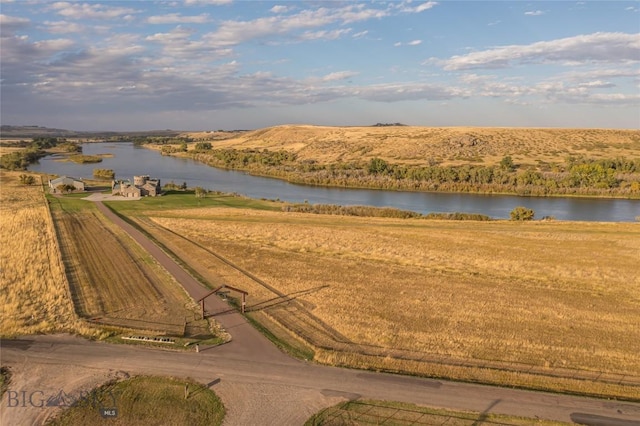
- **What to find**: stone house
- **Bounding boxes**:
[112,175,161,197]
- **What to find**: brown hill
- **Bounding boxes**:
[182,125,640,167]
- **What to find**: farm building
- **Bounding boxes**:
[112,175,161,197]
[49,176,85,193]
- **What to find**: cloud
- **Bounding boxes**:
[299,28,351,41]
[524,10,545,16]
[435,32,640,70]
[355,81,464,102]
[145,26,232,59]
[203,5,389,47]
[147,13,210,24]
[50,2,138,20]
[415,2,438,13]
[0,14,30,35]
[42,20,86,34]
[577,80,616,89]
[270,5,291,14]
[184,0,232,5]
[399,1,438,13]
[395,40,422,47]
[352,30,368,38]
[320,71,359,82]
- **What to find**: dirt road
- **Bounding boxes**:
[2,201,639,425]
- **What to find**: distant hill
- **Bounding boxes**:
[182,124,640,167]
[0,125,182,139]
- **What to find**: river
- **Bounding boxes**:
[28,142,640,222]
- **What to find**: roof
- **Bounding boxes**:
[50,176,82,185]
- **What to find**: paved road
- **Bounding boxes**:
[2,201,639,425]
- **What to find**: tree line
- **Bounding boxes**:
[185,146,640,198]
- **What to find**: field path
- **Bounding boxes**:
[2,201,639,425]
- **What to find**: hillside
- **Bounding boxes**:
[182,125,640,167]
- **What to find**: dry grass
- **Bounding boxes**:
[184,125,640,167]
[0,171,97,337]
[139,208,640,378]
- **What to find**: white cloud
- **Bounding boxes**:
[43,20,86,34]
[524,10,545,16]
[270,5,291,14]
[435,32,640,70]
[415,2,438,13]
[398,1,438,13]
[147,13,210,24]
[320,71,359,82]
[577,80,615,89]
[395,40,422,47]
[50,2,138,20]
[203,5,389,47]
[300,28,351,41]
[0,14,30,26]
[184,0,232,5]
[352,30,368,38]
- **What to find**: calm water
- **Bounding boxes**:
[29,142,640,222]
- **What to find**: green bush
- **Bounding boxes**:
[510,206,535,221]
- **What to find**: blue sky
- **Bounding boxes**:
[1,1,638,130]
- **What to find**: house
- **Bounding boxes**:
[49,176,84,193]
[112,175,161,197]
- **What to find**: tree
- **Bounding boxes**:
[195,142,212,150]
[194,186,207,198]
[56,184,76,194]
[510,206,535,221]
[368,157,388,174]
[19,174,36,185]
[500,155,516,171]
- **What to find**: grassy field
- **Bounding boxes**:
[46,376,225,426]
[306,400,569,426]
[183,125,640,167]
[0,170,97,337]
[107,192,640,398]
[49,194,215,338]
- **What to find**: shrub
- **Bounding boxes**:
[510,206,535,221]
[19,174,36,185]
[93,169,115,179]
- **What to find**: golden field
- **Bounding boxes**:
[0,171,96,336]
[133,207,640,379]
[182,125,640,167]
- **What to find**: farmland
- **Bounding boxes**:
[48,195,213,337]
[107,192,640,398]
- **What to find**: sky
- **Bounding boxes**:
[1,1,639,131]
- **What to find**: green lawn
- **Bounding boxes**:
[105,190,282,214]
[46,376,224,426]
